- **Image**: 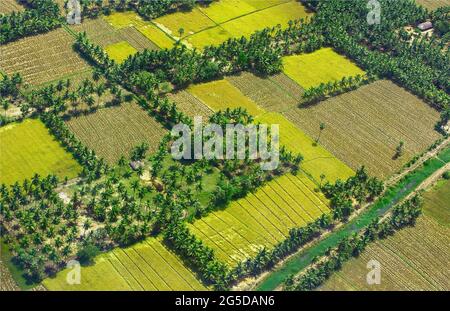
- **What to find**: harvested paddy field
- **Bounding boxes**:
[0,0,24,14]
[0,28,90,86]
[282,48,365,89]
[320,180,450,291]
[0,119,81,185]
[415,0,450,10]
[188,172,330,266]
[65,103,166,164]
[283,80,441,179]
[43,237,206,291]
[166,90,213,119]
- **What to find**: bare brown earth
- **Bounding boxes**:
[283,80,441,179]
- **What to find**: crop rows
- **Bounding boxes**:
[65,102,166,164]
[43,237,206,291]
[188,172,330,266]
[0,0,24,14]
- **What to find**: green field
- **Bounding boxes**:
[188,172,330,266]
[257,112,354,183]
[43,237,206,291]
[188,79,265,116]
[282,48,365,88]
[0,119,81,185]
[65,103,166,164]
[105,41,138,63]
[320,179,450,291]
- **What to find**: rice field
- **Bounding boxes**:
[166,90,213,119]
[320,180,450,291]
[0,119,82,185]
[43,237,206,291]
[188,79,266,116]
[188,172,330,266]
[257,112,354,183]
[0,0,25,14]
[283,80,441,179]
[105,41,138,63]
[0,28,91,86]
[282,48,366,89]
[415,0,450,10]
[65,103,166,164]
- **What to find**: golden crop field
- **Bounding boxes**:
[283,80,441,179]
[0,0,24,14]
[0,28,91,86]
[43,237,206,291]
[0,119,82,185]
[167,90,213,119]
[105,41,138,63]
[282,48,366,89]
[188,172,330,266]
[188,79,266,117]
[65,103,166,164]
[415,0,450,10]
[257,112,355,183]
[320,180,450,291]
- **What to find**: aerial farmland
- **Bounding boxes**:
[0,0,449,304]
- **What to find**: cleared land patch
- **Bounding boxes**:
[320,180,450,291]
[188,172,330,266]
[0,0,25,14]
[283,80,441,179]
[105,41,138,63]
[282,48,365,89]
[0,119,81,185]
[0,28,91,86]
[43,237,206,291]
[65,103,166,164]
[257,112,354,183]
[188,79,265,116]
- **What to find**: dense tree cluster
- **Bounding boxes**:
[0,0,61,44]
[284,195,423,291]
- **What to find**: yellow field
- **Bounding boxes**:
[0,119,81,185]
[188,172,330,266]
[43,237,206,291]
[103,11,147,29]
[105,41,138,63]
[257,112,354,183]
[188,79,265,116]
[282,48,365,88]
[137,24,175,49]
[154,8,216,38]
[198,0,257,24]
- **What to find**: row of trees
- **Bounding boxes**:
[0,0,61,44]
[301,74,374,105]
[284,194,423,291]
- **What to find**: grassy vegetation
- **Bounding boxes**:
[0,28,90,86]
[188,79,265,116]
[65,102,166,164]
[283,80,441,179]
[282,48,365,88]
[256,147,450,291]
[43,237,207,291]
[0,119,82,185]
[320,179,450,291]
[257,112,354,183]
[188,172,330,266]
[105,41,138,63]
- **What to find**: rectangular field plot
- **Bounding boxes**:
[422,180,450,228]
[167,90,213,119]
[43,237,206,291]
[282,48,365,89]
[0,0,25,14]
[257,112,354,183]
[105,41,138,63]
[0,28,91,86]
[188,172,330,266]
[283,80,441,179]
[320,180,450,291]
[188,79,265,116]
[0,119,82,185]
[415,0,450,10]
[65,103,166,165]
